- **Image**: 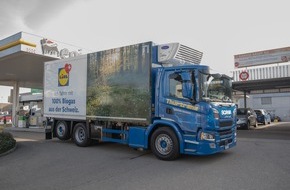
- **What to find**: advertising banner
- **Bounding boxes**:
[43,56,87,119]
[234,47,290,68]
[86,42,152,124]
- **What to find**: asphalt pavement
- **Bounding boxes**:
[1,123,290,190]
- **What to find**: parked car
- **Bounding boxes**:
[254,109,271,125]
[274,115,282,122]
[269,113,282,122]
[237,108,258,130]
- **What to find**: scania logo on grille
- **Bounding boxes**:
[221,110,232,115]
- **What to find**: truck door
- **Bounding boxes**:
[159,70,200,133]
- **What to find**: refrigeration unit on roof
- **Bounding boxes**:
[158,43,203,66]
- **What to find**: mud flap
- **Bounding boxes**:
[45,126,52,139]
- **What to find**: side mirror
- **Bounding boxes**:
[182,81,193,99]
[181,72,191,81]
[180,72,194,100]
[211,73,222,79]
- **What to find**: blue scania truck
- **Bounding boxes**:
[44,41,237,160]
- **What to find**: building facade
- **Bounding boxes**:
[232,47,290,122]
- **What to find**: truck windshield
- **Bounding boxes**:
[200,73,232,103]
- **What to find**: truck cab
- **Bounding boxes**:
[149,61,236,159]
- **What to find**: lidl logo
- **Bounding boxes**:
[58,63,72,86]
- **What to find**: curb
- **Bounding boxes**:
[0,143,17,157]
[254,123,275,130]
[254,126,268,130]
[4,127,45,133]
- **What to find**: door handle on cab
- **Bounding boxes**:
[166,108,173,114]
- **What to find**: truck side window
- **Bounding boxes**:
[169,73,184,99]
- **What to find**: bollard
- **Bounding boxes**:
[3,116,7,127]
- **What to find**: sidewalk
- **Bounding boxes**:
[254,122,278,130]
[1,124,45,133]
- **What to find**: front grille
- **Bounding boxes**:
[219,120,233,128]
[218,129,232,136]
[219,139,233,146]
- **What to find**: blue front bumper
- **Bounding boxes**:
[183,134,237,155]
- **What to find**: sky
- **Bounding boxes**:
[1,0,290,103]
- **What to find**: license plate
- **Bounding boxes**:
[225,144,229,149]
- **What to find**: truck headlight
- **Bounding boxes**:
[200,132,215,142]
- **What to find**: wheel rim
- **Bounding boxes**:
[155,134,173,155]
[57,123,65,137]
[75,127,85,142]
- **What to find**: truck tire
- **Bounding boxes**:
[150,127,180,161]
[73,123,91,147]
[55,121,70,140]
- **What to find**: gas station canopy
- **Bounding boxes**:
[0,32,87,89]
[0,51,56,89]
[0,32,89,127]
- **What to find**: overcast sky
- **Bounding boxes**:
[1,0,290,102]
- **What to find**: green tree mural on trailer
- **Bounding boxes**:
[87,42,152,124]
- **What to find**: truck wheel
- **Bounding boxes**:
[55,121,70,140]
[73,123,91,147]
[150,127,180,161]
